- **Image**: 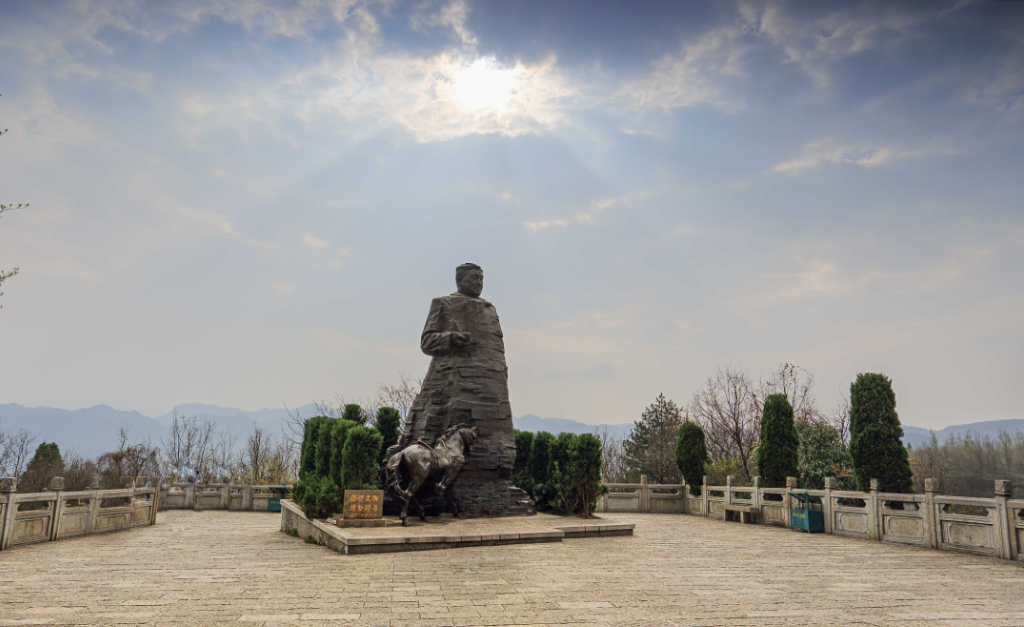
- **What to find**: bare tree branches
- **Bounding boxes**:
[689,366,760,481]
[160,410,215,482]
[0,422,38,479]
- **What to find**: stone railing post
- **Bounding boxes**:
[823,477,836,535]
[186,483,196,509]
[640,475,649,513]
[220,484,230,510]
[242,486,253,511]
[49,476,66,541]
[193,484,203,511]
[752,476,761,514]
[785,477,797,528]
[726,475,734,505]
[0,477,17,551]
[923,478,939,549]
[868,479,881,541]
[994,480,1014,561]
[701,475,709,517]
[87,476,102,535]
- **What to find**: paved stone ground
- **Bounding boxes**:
[1,510,1023,626]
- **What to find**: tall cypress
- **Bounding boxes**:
[675,421,710,496]
[756,394,800,488]
[849,373,914,493]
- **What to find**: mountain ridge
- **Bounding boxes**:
[3,403,1022,458]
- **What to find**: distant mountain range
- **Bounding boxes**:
[1,402,1021,458]
[901,420,1024,449]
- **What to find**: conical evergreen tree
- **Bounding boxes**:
[675,421,709,496]
[756,394,799,488]
[849,373,914,493]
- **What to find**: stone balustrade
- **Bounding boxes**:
[597,475,1023,563]
[158,483,291,512]
[0,476,158,551]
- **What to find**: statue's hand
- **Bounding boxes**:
[451,332,473,347]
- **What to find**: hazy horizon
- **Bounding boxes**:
[2,1,1023,430]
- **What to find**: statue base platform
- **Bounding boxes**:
[280,499,633,555]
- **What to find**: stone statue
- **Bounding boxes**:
[390,263,533,517]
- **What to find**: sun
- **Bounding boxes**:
[450,57,519,115]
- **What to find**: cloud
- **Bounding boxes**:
[772,140,957,174]
[616,28,749,113]
[741,1,962,92]
[522,219,568,231]
[302,233,330,249]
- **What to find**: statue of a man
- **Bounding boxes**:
[394,263,531,517]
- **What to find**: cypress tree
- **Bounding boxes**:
[315,418,337,480]
[328,420,358,487]
[849,373,914,493]
[299,417,327,480]
[512,430,534,493]
[374,407,401,463]
[756,394,800,488]
[528,431,554,509]
[342,404,365,425]
[675,421,710,496]
[341,426,384,490]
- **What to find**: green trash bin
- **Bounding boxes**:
[267,486,290,512]
[788,491,824,533]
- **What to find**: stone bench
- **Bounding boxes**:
[723,504,758,524]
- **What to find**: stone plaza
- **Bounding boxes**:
[2,508,1023,626]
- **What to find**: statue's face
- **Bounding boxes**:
[457,268,484,298]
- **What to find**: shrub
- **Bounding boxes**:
[375,408,401,463]
[528,431,555,508]
[302,475,341,520]
[796,421,854,490]
[675,422,710,496]
[342,403,366,425]
[756,394,799,488]
[849,373,914,493]
[341,426,384,490]
[328,420,358,487]
[299,417,329,481]
[512,430,534,493]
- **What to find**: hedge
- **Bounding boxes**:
[292,413,386,519]
[514,431,606,517]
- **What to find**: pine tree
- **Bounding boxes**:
[849,373,914,493]
[756,394,799,488]
[19,442,63,492]
[622,393,684,484]
[675,421,709,496]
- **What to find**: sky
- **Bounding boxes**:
[1,0,1023,429]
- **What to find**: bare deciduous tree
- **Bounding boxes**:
[161,410,215,482]
[594,427,631,483]
[689,366,760,481]
[0,422,37,479]
[758,363,818,423]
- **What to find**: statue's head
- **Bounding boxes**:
[456,263,483,298]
